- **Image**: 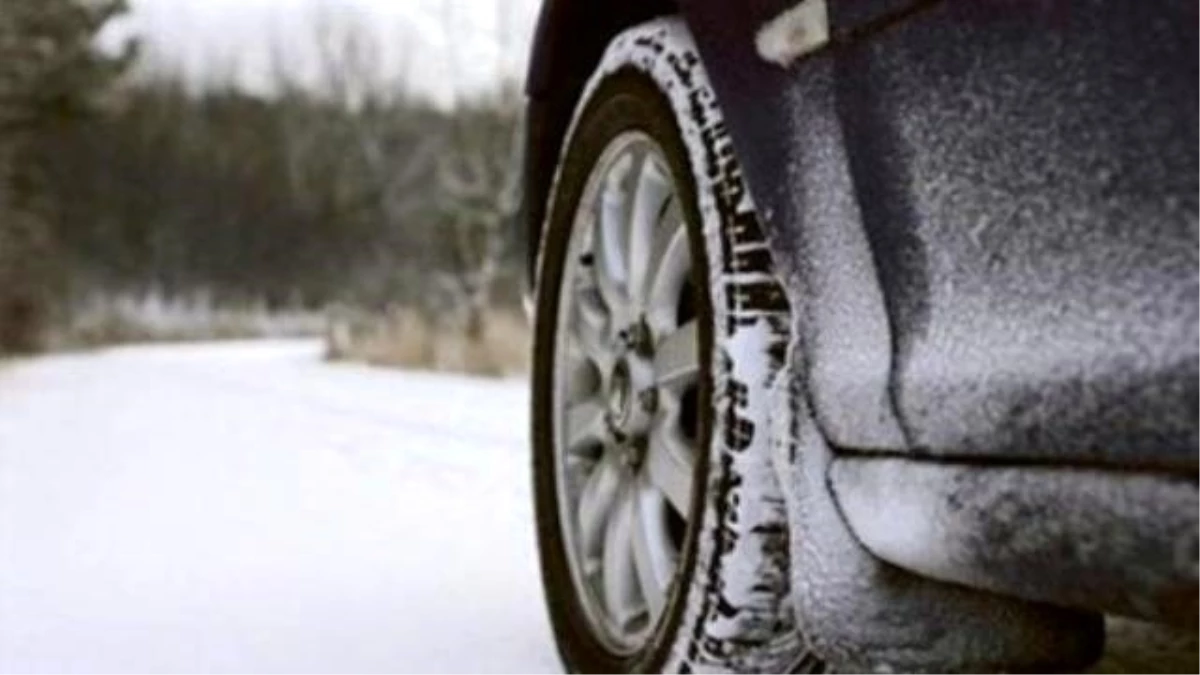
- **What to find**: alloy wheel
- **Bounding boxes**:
[551,131,702,654]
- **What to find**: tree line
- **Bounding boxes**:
[1,0,525,353]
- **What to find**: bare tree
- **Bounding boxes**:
[270,9,450,307]
[429,0,525,337]
[433,90,523,337]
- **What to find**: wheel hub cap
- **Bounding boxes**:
[608,360,633,428]
[607,348,656,440]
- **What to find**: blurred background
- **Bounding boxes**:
[1,0,537,375]
[0,2,568,672]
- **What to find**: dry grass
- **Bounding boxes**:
[325,305,530,377]
[49,292,325,349]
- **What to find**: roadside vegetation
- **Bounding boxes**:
[0,0,529,375]
[49,291,325,349]
[1,0,130,355]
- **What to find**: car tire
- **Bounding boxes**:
[531,18,820,674]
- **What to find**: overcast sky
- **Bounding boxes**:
[100,0,540,105]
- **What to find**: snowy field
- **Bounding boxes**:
[0,341,559,673]
[0,341,1192,673]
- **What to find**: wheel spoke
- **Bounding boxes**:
[594,166,629,316]
[653,320,699,392]
[646,223,691,330]
[601,485,645,629]
[627,155,672,308]
[631,478,675,618]
[570,288,613,373]
[565,398,607,454]
[576,284,608,330]
[562,356,598,404]
[577,451,622,558]
[647,422,696,516]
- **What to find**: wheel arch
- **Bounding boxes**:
[675,0,917,451]
[521,0,675,285]
[523,2,911,451]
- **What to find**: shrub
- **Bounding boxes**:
[0,202,56,353]
[325,304,530,377]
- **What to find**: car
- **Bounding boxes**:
[519,1,1198,672]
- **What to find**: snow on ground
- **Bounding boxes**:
[1,341,1192,673]
[0,341,560,674]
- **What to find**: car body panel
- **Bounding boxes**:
[678,0,913,451]
[826,0,927,34]
[523,0,1199,640]
[831,456,1199,625]
[832,0,1198,470]
[678,0,1198,471]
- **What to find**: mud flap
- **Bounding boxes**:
[769,369,1104,672]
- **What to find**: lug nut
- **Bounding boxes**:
[630,320,654,357]
[622,438,647,471]
[638,388,658,414]
[621,449,636,470]
[609,424,627,444]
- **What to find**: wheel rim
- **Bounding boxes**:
[552,131,702,654]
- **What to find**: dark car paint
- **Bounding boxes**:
[520,0,935,281]
[522,0,1199,628]
[833,1,1198,470]
[675,0,920,453]
[679,0,1196,629]
[679,0,1199,470]
[827,0,928,32]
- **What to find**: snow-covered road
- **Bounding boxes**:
[1,341,1192,673]
[0,341,561,674]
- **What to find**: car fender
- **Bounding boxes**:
[523,0,915,451]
